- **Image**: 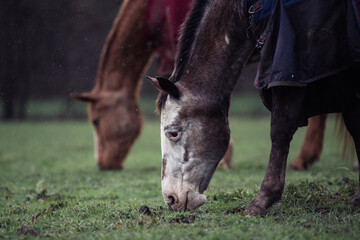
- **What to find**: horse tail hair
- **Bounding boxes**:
[334,113,355,161]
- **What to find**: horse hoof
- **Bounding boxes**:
[350,194,360,207]
[243,204,267,217]
[289,164,306,171]
[289,158,308,171]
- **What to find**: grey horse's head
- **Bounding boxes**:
[149,76,230,211]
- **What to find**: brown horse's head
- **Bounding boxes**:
[149,77,230,211]
[72,90,142,170]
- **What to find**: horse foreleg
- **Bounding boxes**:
[289,114,327,170]
[244,87,305,216]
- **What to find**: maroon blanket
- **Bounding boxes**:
[146,0,192,74]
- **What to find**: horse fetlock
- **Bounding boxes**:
[289,156,309,171]
[244,189,282,216]
[350,189,360,207]
[243,201,267,217]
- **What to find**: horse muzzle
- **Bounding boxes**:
[163,190,207,211]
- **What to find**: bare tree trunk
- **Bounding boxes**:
[0,0,30,120]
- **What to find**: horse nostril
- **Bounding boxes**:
[168,195,177,206]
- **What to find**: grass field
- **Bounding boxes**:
[1,107,360,239]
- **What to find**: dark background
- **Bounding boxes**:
[0,0,258,120]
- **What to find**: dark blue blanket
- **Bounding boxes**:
[246,0,360,89]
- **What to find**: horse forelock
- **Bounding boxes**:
[156,92,168,114]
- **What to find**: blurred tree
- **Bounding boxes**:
[0,0,123,119]
[0,1,29,119]
[0,0,256,120]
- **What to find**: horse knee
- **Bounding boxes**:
[270,123,297,145]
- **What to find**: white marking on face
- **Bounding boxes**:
[159,95,208,210]
[160,96,184,166]
[160,96,189,192]
[225,34,230,45]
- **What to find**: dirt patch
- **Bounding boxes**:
[36,193,62,201]
[225,206,244,214]
[138,205,168,216]
[138,205,197,224]
[1,187,12,200]
[32,202,65,224]
[0,187,10,192]
[314,207,330,214]
[170,214,197,224]
[18,225,38,236]
[139,205,154,216]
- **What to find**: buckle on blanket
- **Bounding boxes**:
[248,0,264,29]
[256,31,267,48]
[248,0,264,14]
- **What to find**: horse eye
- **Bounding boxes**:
[166,131,182,142]
[92,118,99,126]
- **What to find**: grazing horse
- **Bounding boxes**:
[150,0,360,214]
[72,0,193,170]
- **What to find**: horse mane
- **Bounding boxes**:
[156,0,246,113]
[93,0,129,91]
[172,0,210,83]
[157,0,210,113]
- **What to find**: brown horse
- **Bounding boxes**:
[150,0,360,214]
[73,0,347,171]
[72,0,153,170]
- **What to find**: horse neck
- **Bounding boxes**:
[177,0,255,102]
[93,0,155,98]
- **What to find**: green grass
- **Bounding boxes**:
[0,116,359,239]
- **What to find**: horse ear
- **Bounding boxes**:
[70,92,99,103]
[147,76,180,99]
